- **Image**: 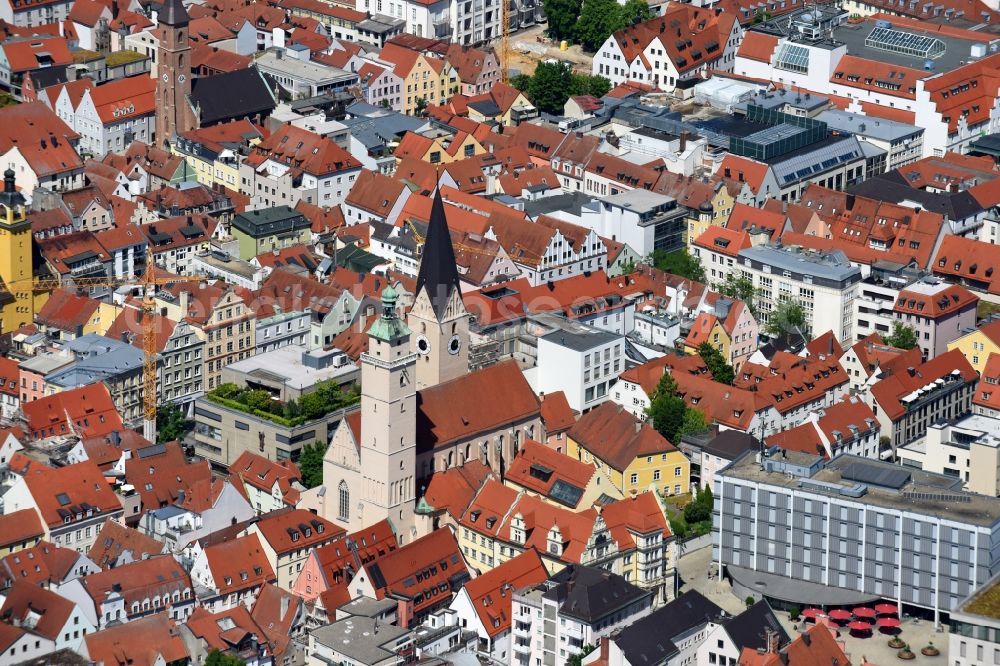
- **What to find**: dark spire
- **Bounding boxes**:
[159,0,189,27]
[415,187,462,320]
[0,168,24,209]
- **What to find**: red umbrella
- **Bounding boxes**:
[828,609,853,621]
[853,607,877,619]
[847,621,874,632]
[802,608,823,619]
[877,617,901,628]
[875,603,898,615]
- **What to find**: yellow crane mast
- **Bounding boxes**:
[13,246,205,441]
[501,0,511,84]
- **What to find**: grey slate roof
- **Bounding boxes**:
[544,565,651,623]
[414,188,462,319]
[724,600,789,652]
[850,173,985,221]
[190,67,276,126]
[614,591,725,666]
[232,206,310,238]
[703,430,760,461]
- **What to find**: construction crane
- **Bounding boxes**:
[500,0,511,84]
[13,246,205,442]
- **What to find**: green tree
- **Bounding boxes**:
[647,374,687,443]
[527,61,574,114]
[414,97,428,115]
[214,383,240,400]
[697,342,735,386]
[683,486,712,524]
[510,73,532,91]
[570,73,612,98]
[675,407,707,442]
[205,650,246,666]
[719,274,756,312]
[241,390,273,413]
[621,0,653,24]
[765,298,808,337]
[566,644,597,666]
[647,249,706,282]
[576,0,625,52]
[886,322,918,350]
[543,0,583,41]
[156,403,190,444]
[299,440,327,489]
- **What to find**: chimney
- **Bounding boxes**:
[679,130,689,152]
[179,289,190,317]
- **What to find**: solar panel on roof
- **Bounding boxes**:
[865,26,946,59]
[550,480,584,508]
[841,461,911,489]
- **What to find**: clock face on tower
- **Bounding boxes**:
[162,73,169,81]
[448,335,461,355]
[178,74,186,83]
[416,336,430,355]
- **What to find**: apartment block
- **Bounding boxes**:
[714,450,1000,623]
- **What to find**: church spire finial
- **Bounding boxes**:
[415,186,462,320]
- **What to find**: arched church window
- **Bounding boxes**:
[338,481,350,521]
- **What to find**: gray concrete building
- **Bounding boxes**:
[714,449,1000,623]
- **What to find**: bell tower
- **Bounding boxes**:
[358,286,418,542]
[155,0,196,145]
[0,169,35,333]
[407,188,470,390]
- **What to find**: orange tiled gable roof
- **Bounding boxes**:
[84,614,189,666]
[872,348,978,420]
[204,533,276,595]
[80,555,191,610]
[245,123,361,177]
[232,451,303,505]
[0,509,44,549]
[506,439,597,507]
[932,234,1000,295]
[609,4,736,73]
[416,359,540,451]
[124,441,212,510]
[893,282,978,318]
[254,509,344,555]
[1,580,75,641]
[462,549,548,636]
[569,401,674,472]
[89,520,165,568]
[974,353,1000,412]
[421,461,492,516]
[22,384,123,440]
[1,540,80,586]
[601,491,672,548]
[18,459,122,529]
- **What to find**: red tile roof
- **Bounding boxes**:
[975,353,1000,413]
[0,102,82,178]
[245,123,361,177]
[84,613,189,666]
[184,605,267,653]
[253,509,345,555]
[932,235,1000,295]
[79,555,192,613]
[601,491,672,549]
[18,459,122,529]
[569,402,675,472]
[497,492,598,563]
[87,74,156,124]
[0,580,75,641]
[232,452,303,506]
[417,360,540,451]
[79,429,150,471]
[124,441,212,511]
[462,549,548,637]
[363,527,467,621]
[0,540,80,587]
[204,533,276,596]
[2,36,72,72]
[540,391,576,435]
[421,462,492,517]
[893,282,978,319]
[871,348,978,420]
[506,440,599,508]
[310,519,398,609]
[88,520,165,569]
[737,31,779,62]
[609,7,736,75]
[35,288,100,333]
[0,509,44,550]
[251,583,302,662]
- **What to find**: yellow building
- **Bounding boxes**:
[380,43,445,116]
[454,479,677,600]
[682,311,730,359]
[947,319,1000,375]
[673,180,736,251]
[566,401,690,497]
[0,168,46,333]
[171,120,264,191]
[394,130,485,165]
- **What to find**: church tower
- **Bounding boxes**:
[0,169,38,333]
[155,0,196,145]
[408,189,470,390]
[357,286,418,542]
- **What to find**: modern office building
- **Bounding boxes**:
[736,244,862,343]
[714,449,1000,623]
